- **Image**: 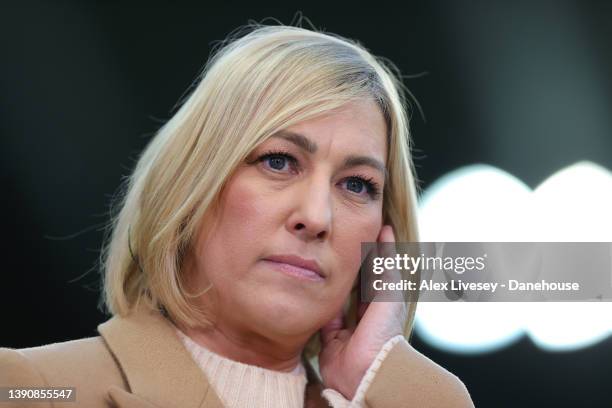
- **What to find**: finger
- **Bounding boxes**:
[378,224,395,244]
[320,307,345,345]
[356,264,367,322]
[375,225,401,297]
[354,291,407,343]
[357,226,392,322]
[357,225,408,336]
[357,300,369,321]
[360,225,395,304]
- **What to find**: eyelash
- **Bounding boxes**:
[250,149,381,200]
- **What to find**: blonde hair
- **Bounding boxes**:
[101,24,421,341]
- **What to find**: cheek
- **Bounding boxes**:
[220,180,271,239]
[195,175,276,279]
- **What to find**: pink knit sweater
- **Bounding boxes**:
[175,328,404,408]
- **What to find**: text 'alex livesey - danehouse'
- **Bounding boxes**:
[360,242,612,302]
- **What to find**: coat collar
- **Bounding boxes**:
[97,305,330,408]
[98,304,223,408]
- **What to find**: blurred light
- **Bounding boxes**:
[415,161,612,353]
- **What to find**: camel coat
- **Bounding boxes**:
[0,305,474,407]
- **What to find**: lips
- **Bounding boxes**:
[263,254,326,279]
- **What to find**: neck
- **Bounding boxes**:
[176,260,311,373]
[177,321,307,373]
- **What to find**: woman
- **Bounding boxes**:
[0,24,473,407]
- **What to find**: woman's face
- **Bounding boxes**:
[188,98,388,340]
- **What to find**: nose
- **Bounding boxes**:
[287,177,333,241]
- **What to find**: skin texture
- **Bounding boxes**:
[180,98,406,398]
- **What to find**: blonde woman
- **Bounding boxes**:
[0,25,473,407]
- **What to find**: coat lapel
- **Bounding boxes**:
[98,305,224,408]
[107,386,160,408]
[98,304,332,408]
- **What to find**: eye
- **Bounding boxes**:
[267,155,287,171]
[254,150,298,174]
[342,176,381,200]
[346,178,366,193]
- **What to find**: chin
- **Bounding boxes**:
[253,298,322,338]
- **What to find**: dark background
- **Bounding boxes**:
[2,1,611,407]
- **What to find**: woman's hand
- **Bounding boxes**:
[318,224,408,400]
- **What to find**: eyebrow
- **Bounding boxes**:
[272,130,388,180]
[274,130,318,154]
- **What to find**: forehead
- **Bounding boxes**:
[281,99,388,162]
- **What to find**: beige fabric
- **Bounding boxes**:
[0,305,474,407]
[365,340,474,408]
[176,328,308,408]
[176,328,407,408]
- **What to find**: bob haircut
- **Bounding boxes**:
[101,24,421,347]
